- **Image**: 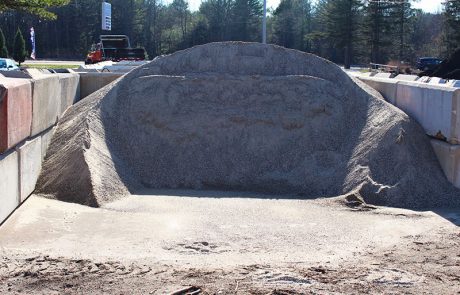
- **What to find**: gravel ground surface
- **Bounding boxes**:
[0,191,459,294]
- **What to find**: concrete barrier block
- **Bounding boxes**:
[0,77,33,153]
[431,139,460,189]
[73,68,100,73]
[358,76,399,105]
[374,73,392,79]
[428,77,447,85]
[58,73,80,116]
[17,137,42,203]
[448,80,460,88]
[394,74,419,81]
[79,72,123,99]
[0,150,19,223]
[418,76,431,83]
[117,60,148,66]
[396,82,460,144]
[40,127,55,160]
[102,65,136,73]
[24,68,52,78]
[0,71,32,79]
[30,74,61,136]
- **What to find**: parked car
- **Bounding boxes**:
[416,57,443,71]
[0,58,19,71]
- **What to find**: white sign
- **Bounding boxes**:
[102,2,112,31]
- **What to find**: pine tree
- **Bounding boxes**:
[13,28,26,65]
[0,28,8,57]
[0,0,69,20]
[230,0,263,42]
[171,0,189,41]
[272,0,313,50]
[363,0,395,64]
[443,0,460,55]
[273,0,296,48]
[319,0,362,68]
[200,0,233,42]
[387,0,416,62]
[186,18,210,47]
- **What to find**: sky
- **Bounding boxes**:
[186,0,444,13]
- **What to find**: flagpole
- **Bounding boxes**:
[262,0,267,44]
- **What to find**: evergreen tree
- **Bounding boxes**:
[319,0,362,68]
[0,0,69,20]
[171,0,189,41]
[0,28,8,57]
[13,28,26,65]
[230,0,263,41]
[388,0,416,62]
[200,0,233,42]
[307,0,332,58]
[186,18,210,47]
[363,0,394,64]
[272,0,312,51]
[443,0,460,54]
[411,11,443,58]
[273,0,295,48]
[0,0,448,64]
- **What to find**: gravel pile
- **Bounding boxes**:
[36,42,459,208]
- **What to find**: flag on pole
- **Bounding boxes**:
[30,27,36,60]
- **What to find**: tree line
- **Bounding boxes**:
[0,0,459,68]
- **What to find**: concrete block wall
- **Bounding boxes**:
[79,72,123,99]
[373,72,393,79]
[358,76,398,105]
[431,139,460,189]
[17,137,42,203]
[0,67,118,224]
[396,82,460,144]
[359,77,460,144]
[59,73,80,115]
[0,77,33,153]
[0,70,80,224]
[357,74,460,189]
[40,127,55,160]
[0,151,19,223]
[30,73,61,136]
[394,74,419,81]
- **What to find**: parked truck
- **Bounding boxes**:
[85,35,146,64]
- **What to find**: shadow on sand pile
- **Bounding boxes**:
[36,42,459,209]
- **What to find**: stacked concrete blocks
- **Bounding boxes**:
[358,76,399,105]
[357,74,460,189]
[58,73,80,116]
[396,82,460,144]
[394,74,419,81]
[374,72,393,79]
[0,151,19,223]
[431,139,460,189]
[0,77,33,153]
[17,137,42,203]
[29,72,61,136]
[79,72,123,99]
[40,127,55,160]
[0,68,80,224]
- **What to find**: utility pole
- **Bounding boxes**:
[262,0,267,43]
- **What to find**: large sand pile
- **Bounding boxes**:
[36,42,459,208]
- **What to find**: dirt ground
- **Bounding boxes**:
[0,193,459,294]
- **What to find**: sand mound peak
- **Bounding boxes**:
[36,42,459,209]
